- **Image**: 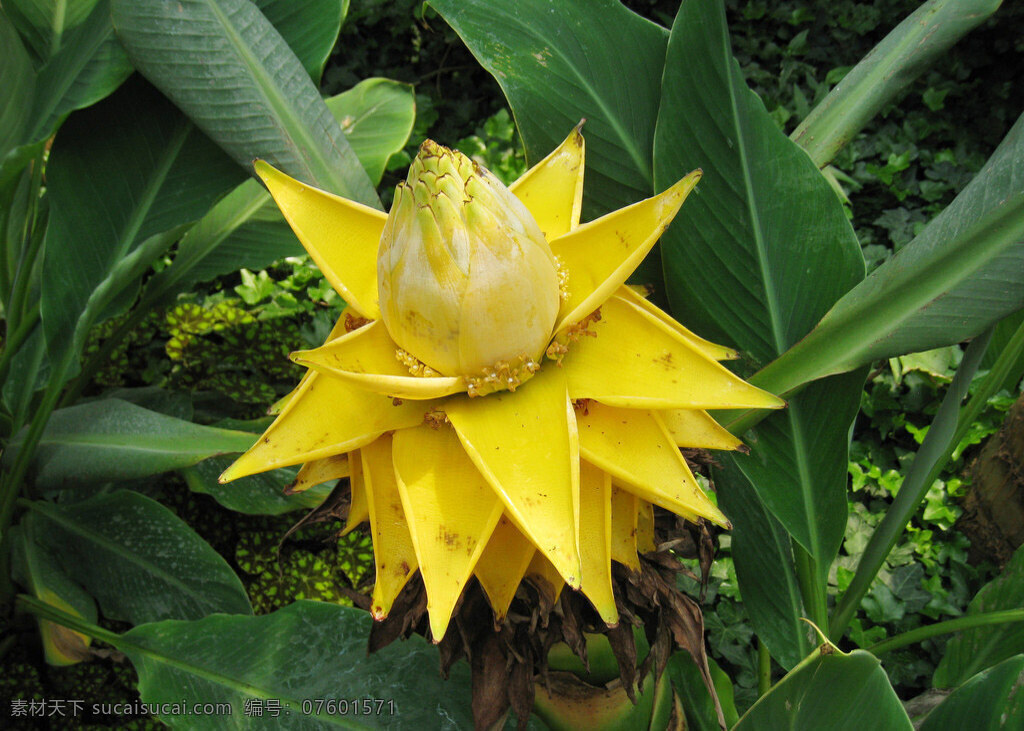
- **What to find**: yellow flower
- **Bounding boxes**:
[220,126,784,640]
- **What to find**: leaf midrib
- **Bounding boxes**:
[721,22,786,358]
[202,0,333,192]
[465,4,656,189]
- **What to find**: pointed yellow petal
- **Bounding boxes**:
[219,372,437,482]
[577,402,730,528]
[341,448,369,535]
[579,461,618,626]
[446,366,582,589]
[660,409,744,451]
[509,122,585,239]
[616,285,737,361]
[291,320,465,399]
[392,424,504,641]
[526,551,565,603]
[288,454,350,494]
[474,515,536,622]
[361,435,418,619]
[550,170,701,330]
[563,294,785,410]
[636,499,656,553]
[269,310,378,416]
[610,485,640,571]
[254,160,385,319]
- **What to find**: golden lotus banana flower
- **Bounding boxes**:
[221,125,784,641]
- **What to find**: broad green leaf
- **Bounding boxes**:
[758,111,1024,396]
[135,78,415,305]
[428,0,667,220]
[655,0,864,366]
[0,12,35,160]
[104,386,194,421]
[325,78,416,185]
[26,0,132,142]
[110,0,379,207]
[11,521,98,665]
[183,456,331,515]
[793,0,1002,167]
[113,600,474,728]
[734,648,912,730]
[16,398,256,488]
[716,461,810,670]
[4,0,99,60]
[254,0,347,82]
[922,655,1024,731]
[26,490,252,624]
[933,544,1024,688]
[144,178,299,305]
[39,77,244,368]
[655,0,863,584]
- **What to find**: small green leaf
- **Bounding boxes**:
[26,490,253,624]
[734,648,912,730]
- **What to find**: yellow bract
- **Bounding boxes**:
[226,127,784,640]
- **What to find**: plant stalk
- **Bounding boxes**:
[867,609,1024,656]
[757,638,771,697]
[830,325,1017,640]
[0,351,74,604]
[792,542,828,637]
[0,308,40,384]
[15,593,122,646]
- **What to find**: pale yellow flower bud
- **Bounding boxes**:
[377,140,560,378]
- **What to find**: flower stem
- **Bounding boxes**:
[830,325,1016,641]
[867,609,1024,656]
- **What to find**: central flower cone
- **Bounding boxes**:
[378,141,560,380]
[220,125,785,642]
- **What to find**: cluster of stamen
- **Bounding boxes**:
[395,347,440,377]
[423,407,450,429]
[545,308,602,364]
[465,355,541,397]
[554,255,570,303]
